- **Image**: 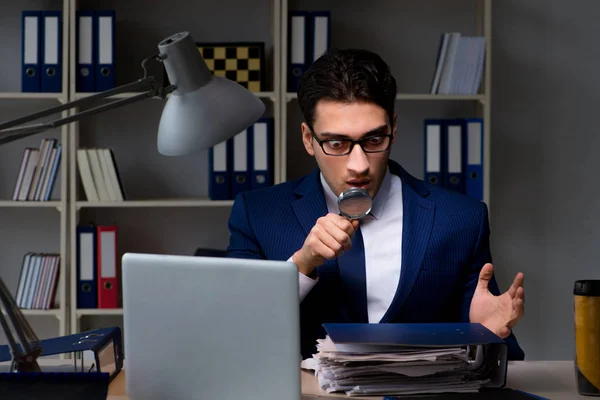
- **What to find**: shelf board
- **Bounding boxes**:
[0,200,62,208]
[76,308,123,316]
[0,92,65,101]
[285,92,485,102]
[20,309,62,317]
[74,91,276,100]
[76,198,234,209]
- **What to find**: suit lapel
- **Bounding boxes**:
[380,163,435,323]
[291,168,328,236]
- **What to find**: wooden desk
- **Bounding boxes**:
[107,361,587,399]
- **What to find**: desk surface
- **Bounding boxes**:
[107,360,585,400]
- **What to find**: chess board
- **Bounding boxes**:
[195,42,265,92]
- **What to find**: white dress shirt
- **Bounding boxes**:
[294,168,404,323]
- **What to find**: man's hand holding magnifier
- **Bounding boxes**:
[292,188,372,277]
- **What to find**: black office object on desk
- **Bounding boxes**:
[0,371,110,400]
[382,389,549,399]
[193,247,228,257]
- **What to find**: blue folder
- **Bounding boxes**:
[0,327,123,370]
[323,322,504,347]
[76,225,97,309]
[465,118,484,201]
[0,327,121,399]
[288,10,310,92]
[21,11,42,92]
[94,10,115,92]
[76,10,96,93]
[41,10,62,93]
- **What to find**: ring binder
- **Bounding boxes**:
[0,274,121,398]
[0,326,124,382]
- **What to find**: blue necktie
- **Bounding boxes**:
[337,226,368,322]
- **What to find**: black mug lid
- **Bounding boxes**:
[574,280,600,296]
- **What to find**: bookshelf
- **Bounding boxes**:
[67,0,281,336]
[0,0,492,350]
[0,0,70,348]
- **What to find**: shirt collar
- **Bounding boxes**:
[319,167,392,220]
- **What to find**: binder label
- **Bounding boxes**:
[426,125,441,173]
[448,125,462,173]
[24,16,38,64]
[44,16,59,64]
[253,123,268,171]
[78,16,92,64]
[98,16,113,64]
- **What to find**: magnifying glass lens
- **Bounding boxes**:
[338,188,372,219]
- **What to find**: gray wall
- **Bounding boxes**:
[490,0,600,360]
[0,0,594,360]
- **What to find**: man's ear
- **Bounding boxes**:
[301,122,315,156]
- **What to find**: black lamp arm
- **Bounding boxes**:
[0,53,176,146]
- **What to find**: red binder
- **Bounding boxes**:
[97,225,118,308]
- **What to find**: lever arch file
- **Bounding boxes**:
[314,322,508,397]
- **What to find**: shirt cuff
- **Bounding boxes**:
[287,255,318,301]
[298,272,318,301]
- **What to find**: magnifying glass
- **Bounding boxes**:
[337,187,373,219]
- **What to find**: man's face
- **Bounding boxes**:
[301,100,397,199]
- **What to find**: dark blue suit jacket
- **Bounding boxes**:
[226,160,525,361]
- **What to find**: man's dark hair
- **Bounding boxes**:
[297,48,397,130]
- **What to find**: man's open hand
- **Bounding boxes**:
[469,263,525,338]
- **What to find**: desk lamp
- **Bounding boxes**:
[0,31,265,372]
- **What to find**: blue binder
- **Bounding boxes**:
[208,140,232,200]
[249,117,274,191]
[0,326,122,399]
[76,10,96,92]
[443,118,466,193]
[76,225,97,309]
[41,11,62,93]
[424,119,444,186]
[231,129,251,198]
[0,327,123,372]
[21,11,42,92]
[288,10,310,92]
[94,10,115,92]
[465,118,484,201]
[322,322,508,389]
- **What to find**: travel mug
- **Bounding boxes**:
[574,279,600,396]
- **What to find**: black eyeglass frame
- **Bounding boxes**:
[309,129,393,156]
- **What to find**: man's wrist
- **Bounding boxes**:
[292,251,314,276]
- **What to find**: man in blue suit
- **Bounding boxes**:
[226,48,525,361]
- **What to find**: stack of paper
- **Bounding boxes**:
[301,323,507,397]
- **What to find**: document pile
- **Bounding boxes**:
[302,322,507,397]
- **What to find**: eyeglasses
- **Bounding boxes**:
[310,129,393,156]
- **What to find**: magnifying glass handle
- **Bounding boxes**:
[339,212,357,221]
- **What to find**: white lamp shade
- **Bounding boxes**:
[155,32,266,156]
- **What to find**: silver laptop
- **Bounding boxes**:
[121,253,302,400]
